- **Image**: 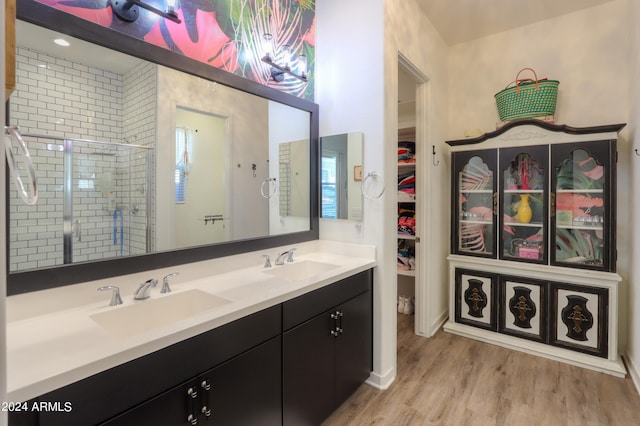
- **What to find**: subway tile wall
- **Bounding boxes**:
[8,47,154,272]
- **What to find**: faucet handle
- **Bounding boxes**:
[261,254,272,268]
[286,248,297,263]
[162,272,179,293]
[98,286,123,306]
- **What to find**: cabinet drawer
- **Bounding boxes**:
[28,305,281,426]
[283,269,372,331]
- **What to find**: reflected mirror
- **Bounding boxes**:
[320,132,363,220]
[7,17,316,293]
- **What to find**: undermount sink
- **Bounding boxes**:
[90,289,231,338]
[262,260,339,281]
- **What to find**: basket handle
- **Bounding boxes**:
[514,68,539,93]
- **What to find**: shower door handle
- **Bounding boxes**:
[73,219,81,242]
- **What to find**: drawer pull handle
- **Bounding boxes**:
[201,405,212,417]
[187,414,198,425]
[187,387,198,399]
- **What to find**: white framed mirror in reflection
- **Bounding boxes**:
[7,15,318,293]
[320,132,364,220]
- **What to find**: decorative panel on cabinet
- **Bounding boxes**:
[445,120,625,377]
[454,268,497,331]
[498,275,547,343]
[549,282,608,358]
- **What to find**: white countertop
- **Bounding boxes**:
[6,240,376,402]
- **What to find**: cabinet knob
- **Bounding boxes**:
[330,330,339,337]
[187,414,198,425]
[187,387,198,399]
[336,327,344,334]
[201,379,211,391]
[201,405,212,417]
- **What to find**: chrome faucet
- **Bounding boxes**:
[275,248,296,265]
[261,254,272,268]
[134,278,158,300]
[161,272,179,293]
[97,285,123,306]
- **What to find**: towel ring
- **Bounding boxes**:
[260,177,278,199]
[4,126,38,205]
[635,148,640,157]
[361,171,385,200]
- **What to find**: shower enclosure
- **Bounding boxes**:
[8,134,153,272]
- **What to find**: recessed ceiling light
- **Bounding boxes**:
[53,38,70,47]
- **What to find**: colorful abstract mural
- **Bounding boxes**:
[35,0,315,99]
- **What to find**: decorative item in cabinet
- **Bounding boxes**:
[549,282,608,358]
[498,275,547,343]
[454,268,498,331]
[451,149,497,257]
[551,140,616,271]
[499,145,548,264]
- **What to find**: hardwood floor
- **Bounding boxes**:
[323,314,640,426]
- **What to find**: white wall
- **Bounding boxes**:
[315,0,391,387]
[174,110,227,247]
[627,0,640,393]
[316,0,451,389]
[268,101,310,235]
[155,67,270,249]
[386,1,451,338]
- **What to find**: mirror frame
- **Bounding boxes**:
[7,1,319,295]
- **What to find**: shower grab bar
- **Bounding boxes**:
[17,132,154,150]
[4,126,39,205]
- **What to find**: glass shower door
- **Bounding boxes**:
[70,139,152,263]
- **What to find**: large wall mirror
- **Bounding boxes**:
[7,3,319,295]
[320,132,363,220]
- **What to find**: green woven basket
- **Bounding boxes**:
[494,68,559,122]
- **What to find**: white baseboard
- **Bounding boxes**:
[365,366,395,390]
[430,309,448,336]
[625,351,640,396]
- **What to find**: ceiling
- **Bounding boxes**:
[414,0,615,45]
[16,20,141,75]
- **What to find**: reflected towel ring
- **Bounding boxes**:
[361,171,385,200]
[4,126,38,205]
[260,177,278,199]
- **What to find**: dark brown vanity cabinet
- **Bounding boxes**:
[282,270,373,426]
[9,269,374,426]
[10,306,283,426]
[102,336,282,425]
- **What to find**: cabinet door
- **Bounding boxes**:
[334,291,373,406]
[551,140,616,271]
[549,283,608,358]
[283,310,335,426]
[454,268,498,331]
[499,145,548,264]
[102,336,282,425]
[498,275,547,343]
[451,150,497,258]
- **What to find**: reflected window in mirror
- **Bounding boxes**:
[320,132,364,221]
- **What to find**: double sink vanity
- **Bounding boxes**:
[7,241,376,425]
